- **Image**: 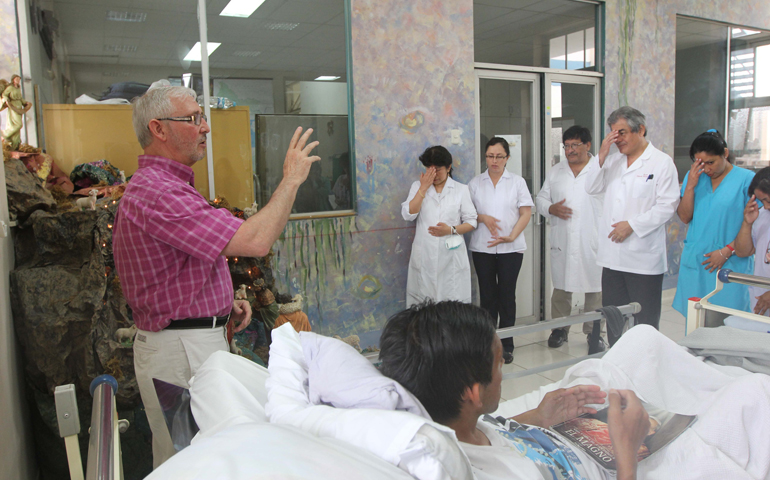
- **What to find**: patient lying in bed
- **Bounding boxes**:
[265,300,770,480]
[152,301,770,480]
[378,301,646,480]
[376,301,770,480]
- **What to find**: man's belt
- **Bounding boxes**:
[164,313,231,330]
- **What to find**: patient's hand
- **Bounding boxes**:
[512,385,606,428]
[608,389,649,480]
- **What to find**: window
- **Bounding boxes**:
[674,19,770,178]
[549,28,595,70]
[673,17,729,181]
[728,27,770,172]
[23,0,354,215]
[474,0,598,71]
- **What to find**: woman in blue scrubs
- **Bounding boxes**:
[673,130,754,316]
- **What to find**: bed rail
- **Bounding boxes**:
[687,269,770,334]
[497,303,641,380]
[55,375,127,480]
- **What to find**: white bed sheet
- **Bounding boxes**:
[152,325,770,480]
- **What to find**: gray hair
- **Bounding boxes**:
[607,106,647,137]
[132,86,197,148]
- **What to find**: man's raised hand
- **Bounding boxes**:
[282,127,321,187]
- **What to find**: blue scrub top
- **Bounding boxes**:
[673,165,755,316]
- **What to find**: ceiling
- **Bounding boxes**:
[44,0,598,96]
[46,0,347,95]
[676,17,729,50]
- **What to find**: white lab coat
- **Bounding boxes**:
[536,157,603,292]
[584,143,679,275]
[401,178,478,307]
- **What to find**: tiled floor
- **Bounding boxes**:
[499,288,687,400]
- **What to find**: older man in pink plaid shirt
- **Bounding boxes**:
[114,85,320,468]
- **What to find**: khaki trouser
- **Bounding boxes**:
[133,327,228,469]
[551,289,604,335]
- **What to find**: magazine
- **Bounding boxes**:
[550,402,696,470]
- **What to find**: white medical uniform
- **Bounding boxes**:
[536,157,603,293]
[468,169,535,254]
[750,208,770,315]
[401,177,478,307]
[584,143,679,275]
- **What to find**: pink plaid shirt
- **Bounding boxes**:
[114,155,243,331]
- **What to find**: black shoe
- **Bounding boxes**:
[587,334,607,355]
[547,329,568,348]
[503,351,514,364]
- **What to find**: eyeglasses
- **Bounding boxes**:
[562,143,584,151]
[485,154,508,161]
[156,111,208,126]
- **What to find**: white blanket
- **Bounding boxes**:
[177,324,769,480]
[493,325,770,480]
[266,324,474,480]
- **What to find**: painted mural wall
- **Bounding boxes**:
[270,0,476,346]
[604,0,770,154]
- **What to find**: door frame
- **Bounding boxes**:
[474,67,603,325]
[542,73,602,321]
[474,69,542,325]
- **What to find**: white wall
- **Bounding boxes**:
[0,164,36,479]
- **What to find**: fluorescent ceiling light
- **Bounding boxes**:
[315,76,340,81]
[106,11,146,22]
[104,45,137,53]
[184,42,221,62]
[233,50,261,57]
[264,22,299,31]
[220,0,266,18]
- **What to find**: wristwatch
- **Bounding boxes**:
[451,225,457,235]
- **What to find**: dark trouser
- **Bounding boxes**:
[473,252,523,354]
[601,268,664,329]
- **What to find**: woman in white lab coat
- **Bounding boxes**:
[401,146,478,307]
[468,137,534,364]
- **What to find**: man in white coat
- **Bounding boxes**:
[536,126,605,352]
[585,107,679,330]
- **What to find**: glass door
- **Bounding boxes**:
[475,70,541,325]
[543,73,601,319]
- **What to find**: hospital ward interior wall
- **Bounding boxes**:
[603,0,770,157]
[0,0,37,478]
[267,0,770,346]
[268,0,476,346]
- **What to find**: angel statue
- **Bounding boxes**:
[1,75,32,150]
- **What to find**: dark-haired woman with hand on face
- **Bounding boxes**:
[402,145,478,307]
[672,130,754,316]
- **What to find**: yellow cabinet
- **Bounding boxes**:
[42,104,254,209]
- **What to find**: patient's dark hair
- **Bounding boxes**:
[379,301,495,424]
[749,166,770,197]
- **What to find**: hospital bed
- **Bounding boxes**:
[59,286,769,480]
[686,268,770,334]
